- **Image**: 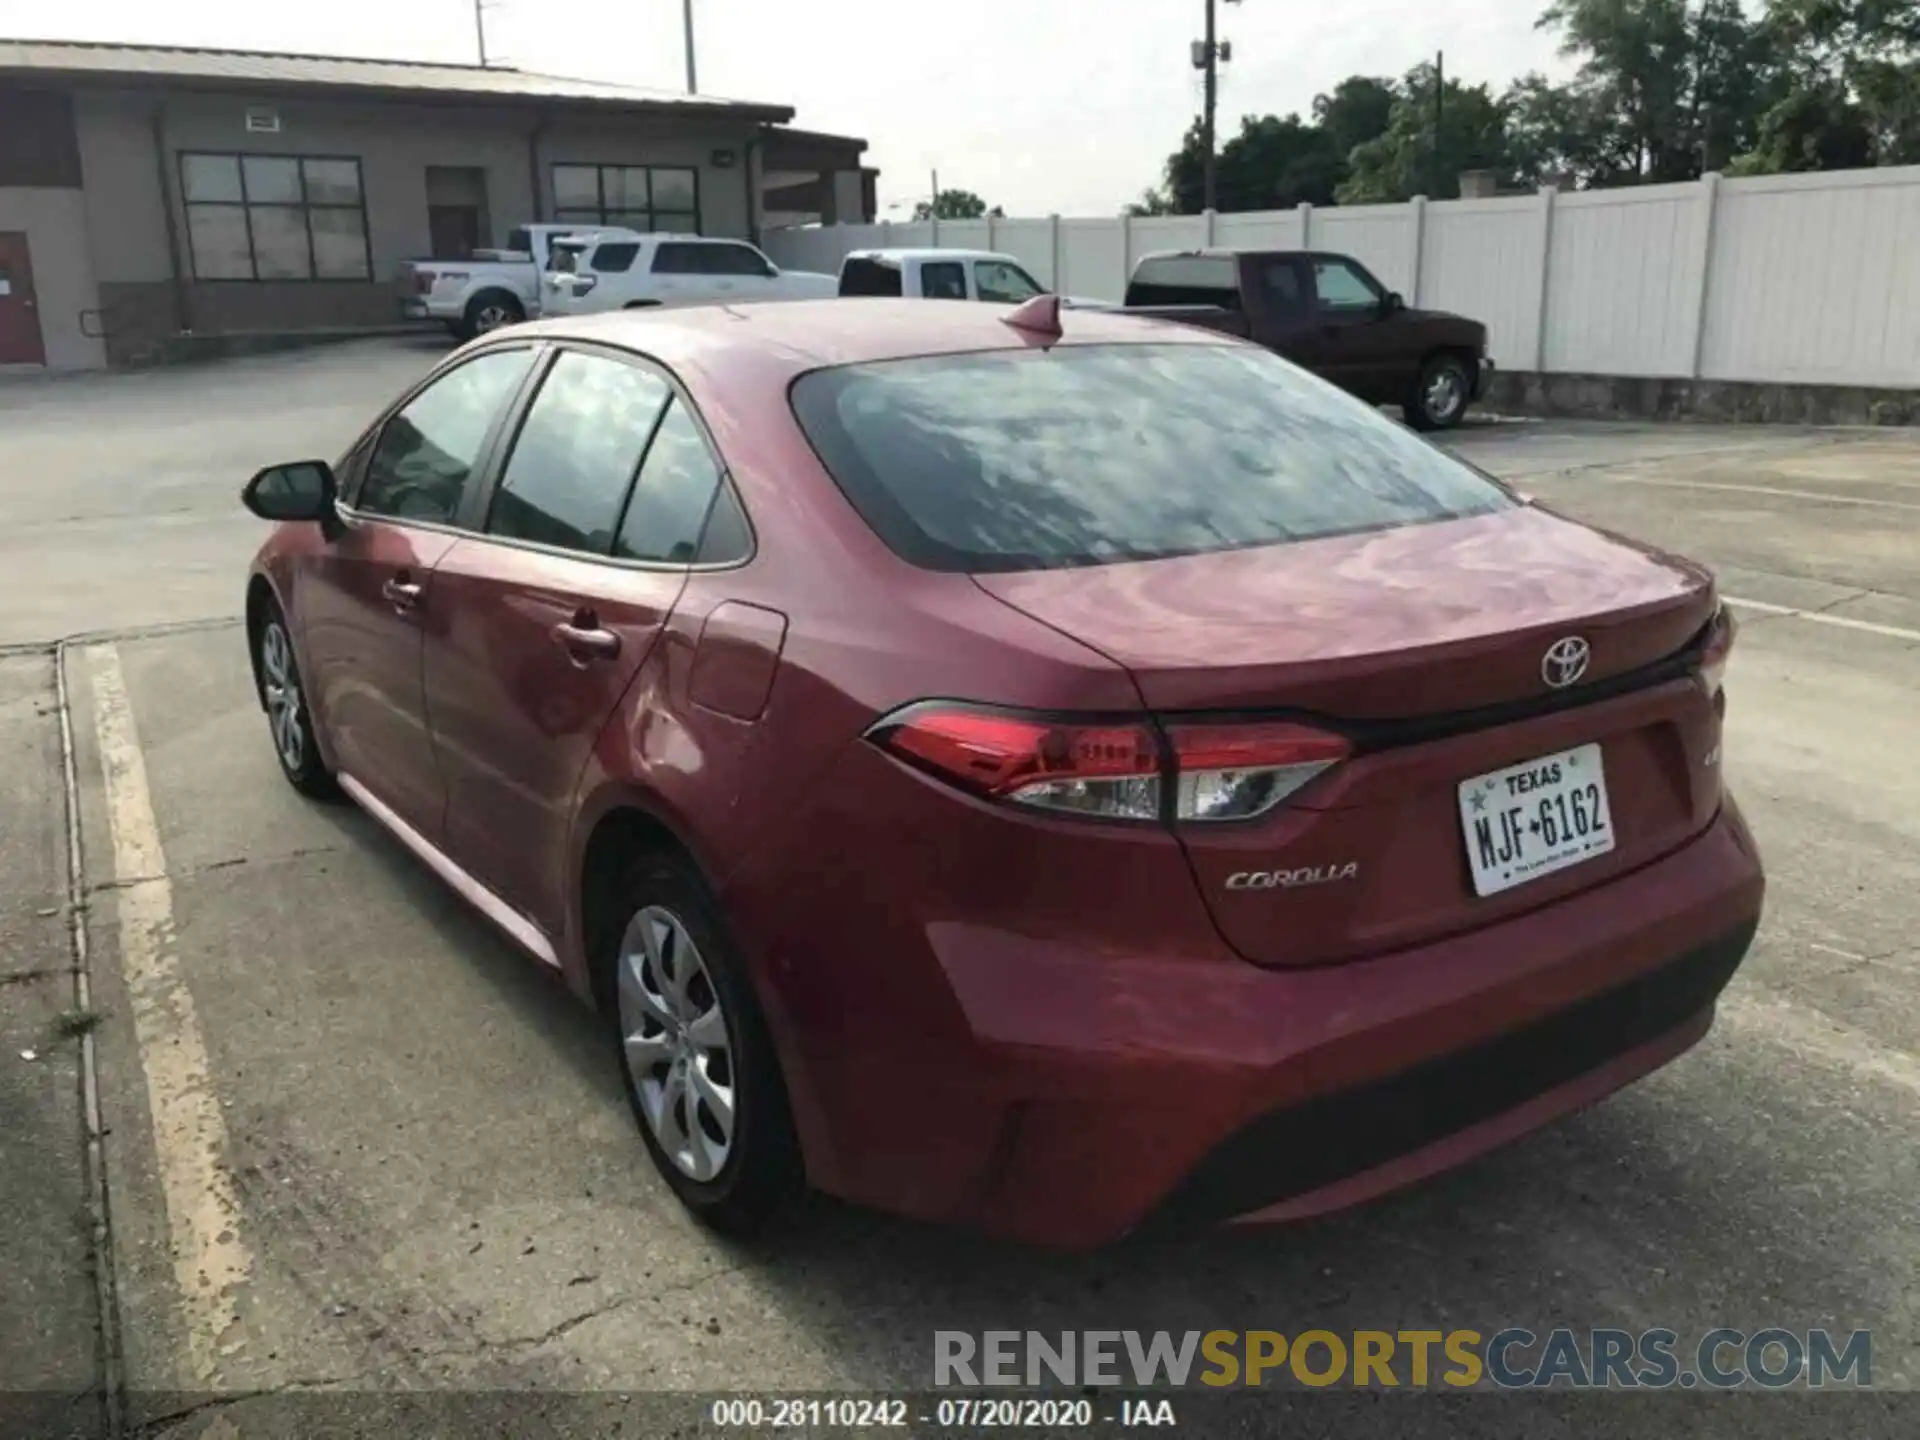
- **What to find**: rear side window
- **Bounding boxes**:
[653,242,703,274]
[790,343,1512,573]
[488,352,670,554]
[614,399,725,563]
[505,227,531,254]
[591,241,640,273]
[840,257,903,296]
[1124,255,1241,309]
[921,261,967,300]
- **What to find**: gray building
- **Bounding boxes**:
[0,39,874,370]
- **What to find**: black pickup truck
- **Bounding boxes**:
[1123,249,1493,430]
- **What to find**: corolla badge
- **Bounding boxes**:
[1226,863,1360,891]
[1542,636,1591,690]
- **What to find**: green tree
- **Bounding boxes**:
[1731,79,1876,171]
[1758,0,1920,166]
[1337,62,1512,202]
[1123,187,1178,216]
[913,189,991,220]
[1312,75,1399,160]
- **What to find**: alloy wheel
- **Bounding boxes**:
[617,905,736,1181]
[1425,364,1466,424]
[474,305,514,333]
[259,621,305,773]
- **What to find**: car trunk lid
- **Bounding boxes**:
[974,506,1726,966]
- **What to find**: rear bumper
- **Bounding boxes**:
[1474,355,1494,399]
[776,798,1762,1248]
[401,297,430,319]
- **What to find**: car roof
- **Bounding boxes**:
[845,248,1020,265]
[511,297,1230,374]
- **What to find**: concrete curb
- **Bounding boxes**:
[1485,372,1919,427]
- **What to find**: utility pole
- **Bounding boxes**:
[930,169,939,218]
[1202,0,1218,212]
[1193,0,1238,213]
[1432,50,1445,198]
[474,0,489,67]
[682,0,698,93]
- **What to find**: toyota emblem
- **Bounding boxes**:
[1542,636,1591,689]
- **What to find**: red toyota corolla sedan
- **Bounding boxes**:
[242,297,1762,1248]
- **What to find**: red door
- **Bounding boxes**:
[424,543,684,930]
[419,347,720,935]
[0,233,47,366]
[299,518,460,836]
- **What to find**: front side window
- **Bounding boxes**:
[614,399,726,563]
[703,243,774,277]
[1313,257,1384,313]
[591,242,641,274]
[1258,257,1310,317]
[551,163,699,233]
[974,260,1042,304]
[180,152,370,281]
[358,349,535,524]
[790,342,1513,573]
[489,353,671,554]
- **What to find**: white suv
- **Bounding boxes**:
[545,234,838,314]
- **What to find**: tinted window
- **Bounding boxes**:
[921,261,967,300]
[592,241,640,273]
[653,242,703,274]
[974,260,1042,303]
[1314,257,1383,312]
[697,483,752,564]
[359,349,535,524]
[1258,258,1308,317]
[489,353,671,554]
[705,243,773,277]
[1124,255,1241,309]
[615,399,725,563]
[505,227,532,254]
[790,343,1513,573]
[840,256,903,297]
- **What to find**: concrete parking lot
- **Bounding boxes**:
[2,341,1918,1435]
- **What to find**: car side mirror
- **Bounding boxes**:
[1381,291,1405,316]
[243,460,338,530]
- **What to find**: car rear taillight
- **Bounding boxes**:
[870,706,1161,820]
[1696,604,1735,715]
[411,270,435,294]
[1165,721,1352,821]
[867,705,1348,824]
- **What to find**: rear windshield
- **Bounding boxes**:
[789,343,1512,573]
[1125,255,1241,309]
[840,256,904,297]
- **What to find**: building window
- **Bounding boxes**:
[551,164,699,234]
[180,153,372,281]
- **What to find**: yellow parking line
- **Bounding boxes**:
[88,644,252,1385]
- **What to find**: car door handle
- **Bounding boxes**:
[552,620,621,664]
[382,577,423,612]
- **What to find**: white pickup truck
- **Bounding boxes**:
[543,234,839,316]
[836,248,1051,302]
[399,223,640,339]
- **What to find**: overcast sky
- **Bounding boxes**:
[0,0,1573,215]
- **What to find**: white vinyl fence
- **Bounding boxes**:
[765,165,1920,390]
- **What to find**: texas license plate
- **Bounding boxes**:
[1457,743,1614,897]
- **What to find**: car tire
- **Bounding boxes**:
[605,852,803,1235]
[460,291,524,340]
[1405,352,1473,432]
[253,601,338,800]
